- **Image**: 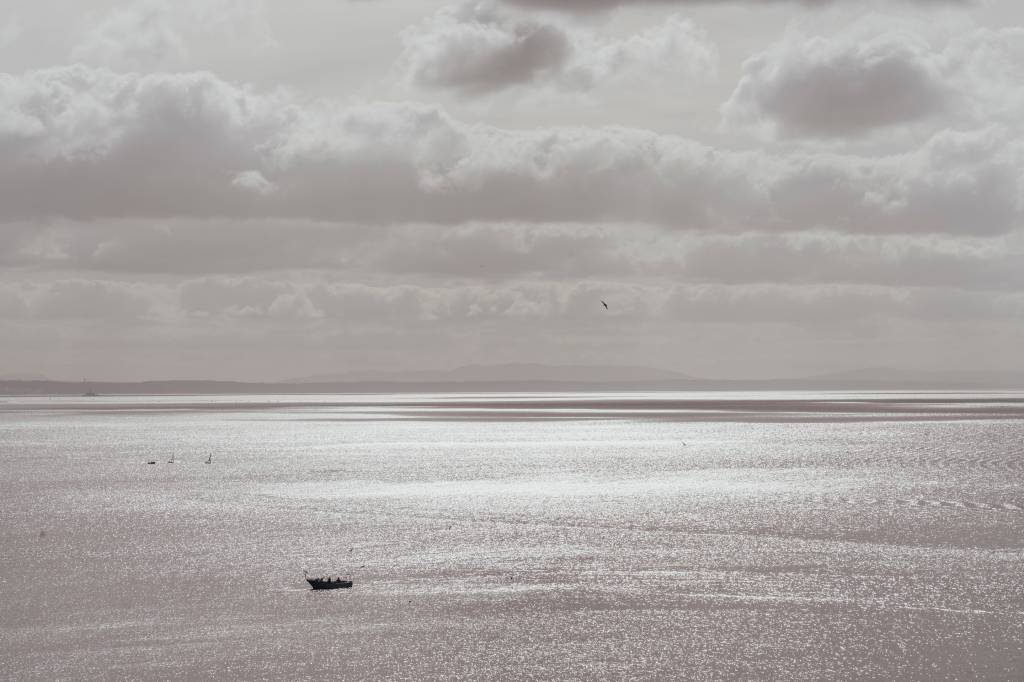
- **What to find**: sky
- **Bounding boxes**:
[1,0,1023,381]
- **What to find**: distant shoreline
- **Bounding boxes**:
[4,378,1024,397]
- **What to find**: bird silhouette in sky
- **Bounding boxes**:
[601,300,608,310]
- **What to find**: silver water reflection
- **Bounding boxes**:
[2,393,1022,680]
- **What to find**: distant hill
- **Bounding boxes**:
[287,363,694,384]
[2,365,1024,395]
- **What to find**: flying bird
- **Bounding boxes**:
[601,300,608,310]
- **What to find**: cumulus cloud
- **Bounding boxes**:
[398,3,716,94]
[175,278,564,323]
[7,220,1024,296]
[724,31,950,137]
[166,276,1024,325]
[0,220,362,274]
[4,271,1022,381]
[174,278,570,323]
[232,170,277,195]
[0,219,641,279]
[723,23,1024,138]
[399,2,573,94]
[73,1,186,71]
[2,0,1020,382]
[564,14,717,89]
[178,276,311,319]
[1,65,1021,235]
[0,280,154,319]
[71,0,275,72]
[309,283,430,321]
[679,231,1024,291]
[374,224,639,277]
[666,283,1024,324]
[944,27,1024,127]
[32,280,153,319]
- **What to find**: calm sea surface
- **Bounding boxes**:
[1,392,1022,680]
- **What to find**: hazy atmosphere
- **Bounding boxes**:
[3,0,1024,381]
[3,3,1024,680]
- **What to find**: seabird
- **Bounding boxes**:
[601,300,609,310]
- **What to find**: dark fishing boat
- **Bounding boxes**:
[305,573,353,590]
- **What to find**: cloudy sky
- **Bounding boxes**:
[1,0,1023,381]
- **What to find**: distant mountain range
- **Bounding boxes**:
[2,364,1024,395]
[286,363,695,384]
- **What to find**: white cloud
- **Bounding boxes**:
[665,283,1024,324]
[232,170,277,195]
[1,65,1020,235]
[178,277,292,318]
[3,272,1022,379]
[0,280,155,319]
[724,31,949,137]
[373,223,638,277]
[1,0,1021,382]
[723,23,1024,138]
[71,0,275,72]
[398,3,716,95]
[678,230,1024,291]
[164,276,1024,326]
[399,2,573,95]
[6,220,1024,297]
[562,15,717,90]
[73,1,187,71]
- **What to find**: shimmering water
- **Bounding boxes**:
[2,392,1023,680]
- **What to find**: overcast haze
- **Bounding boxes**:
[1,0,1023,381]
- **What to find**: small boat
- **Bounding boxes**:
[305,572,353,590]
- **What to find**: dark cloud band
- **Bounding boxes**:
[500,0,968,13]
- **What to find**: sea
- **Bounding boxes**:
[1,392,1022,681]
